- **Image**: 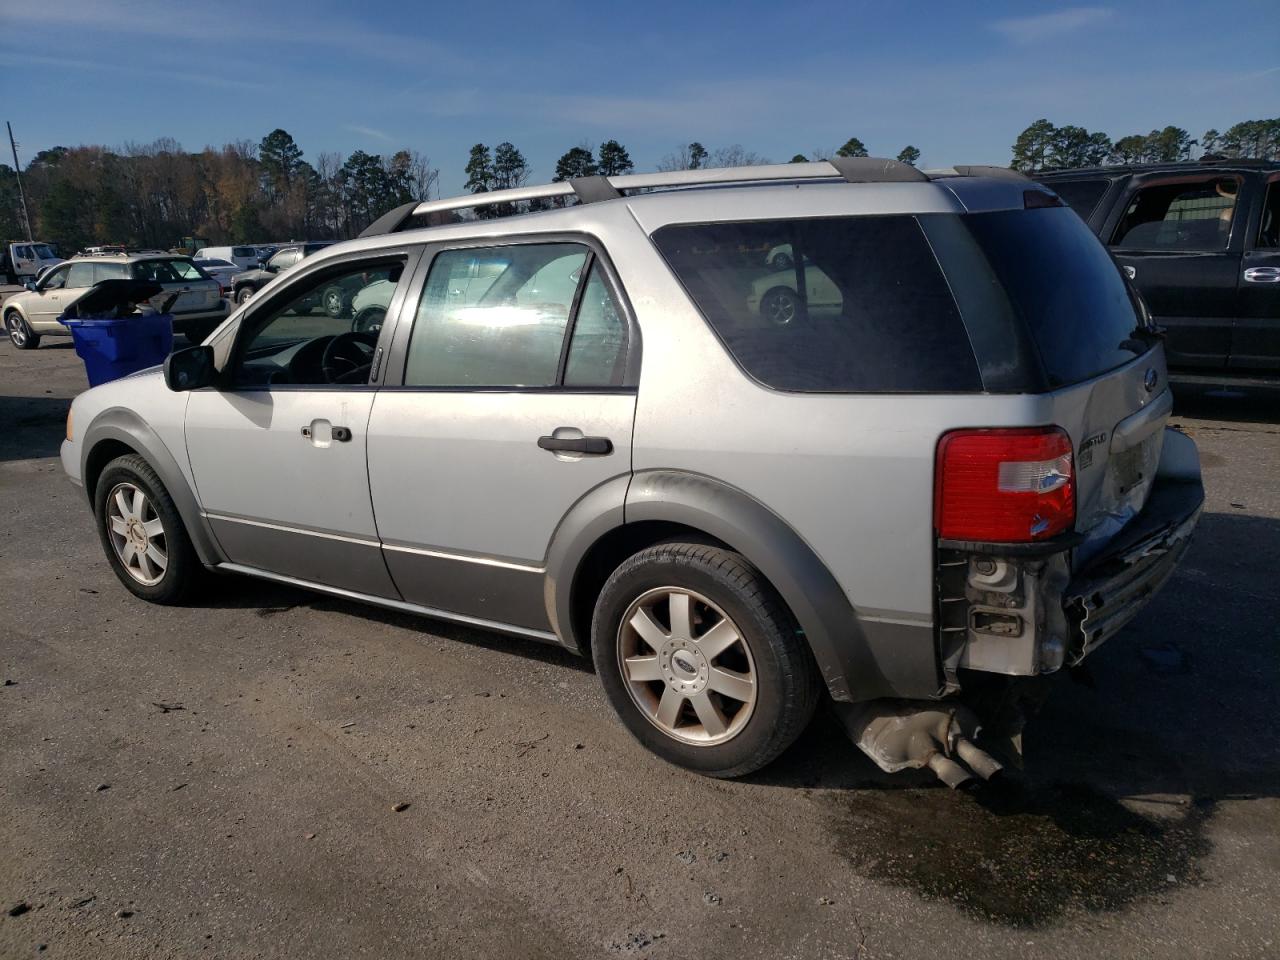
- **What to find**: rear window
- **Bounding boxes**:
[651,216,980,393]
[132,259,205,283]
[961,207,1148,387]
[1043,178,1109,220]
[230,246,256,258]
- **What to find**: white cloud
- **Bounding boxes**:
[345,124,393,142]
[989,7,1113,44]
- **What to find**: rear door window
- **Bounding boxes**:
[651,216,980,392]
[405,243,587,388]
[1112,177,1241,251]
[93,262,129,283]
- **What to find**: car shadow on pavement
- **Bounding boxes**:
[1172,380,1280,423]
[764,510,1280,928]
[0,394,72,462]
[196,573,593,673]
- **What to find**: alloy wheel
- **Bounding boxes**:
[616,587,757,746]
[6,313,28,347]
[105,482,168,586]
[761,289,798,326]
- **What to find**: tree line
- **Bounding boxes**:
[2,118,1276,251]
[1010,116,1279,171]
[0,129,439,253]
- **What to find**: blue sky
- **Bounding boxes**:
[2,0,1277,195]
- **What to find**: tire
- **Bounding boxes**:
[758,286,801,327]
[322,285,349,319]
[93,454,202,604]
[182,321,219,345]
[5,310,40,349]
[235,286,255,305]
[351,306,386,335]
[591,542,821,778]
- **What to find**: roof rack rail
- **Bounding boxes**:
[360,158,1023,237]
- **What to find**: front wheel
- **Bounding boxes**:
[351,306,386,335]
[322,285,349,318]
[94,454,201,604]
[591,543,821,777]
[5,310,40,349]
[234,286,255,305]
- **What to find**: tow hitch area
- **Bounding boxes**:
[833,700,1005,788]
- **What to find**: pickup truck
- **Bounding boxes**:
[1035,160,1279,380]
[2,241,65,282]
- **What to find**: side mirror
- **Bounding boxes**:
[263,262,278,274]
[164,345,216,392]
[24,280,37,291]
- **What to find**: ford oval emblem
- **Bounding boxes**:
[1143,368,1158,393]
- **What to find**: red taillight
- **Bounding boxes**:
[934,427,1075,542]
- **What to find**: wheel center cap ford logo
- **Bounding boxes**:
[1144,368,1158,393]
[673,654,697,675]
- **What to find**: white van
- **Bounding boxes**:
[191,245,261,270]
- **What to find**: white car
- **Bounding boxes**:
[193,258,241,295]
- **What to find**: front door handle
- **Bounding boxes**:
[301,421,352,445]
[537,434,612,455]
[1243,266,1280,283]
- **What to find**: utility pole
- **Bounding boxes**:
[7,121,34,242]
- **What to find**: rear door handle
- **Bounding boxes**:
[1243,267,1280,283]
[537,435,612,455]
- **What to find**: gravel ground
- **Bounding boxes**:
[1,340,1277,959]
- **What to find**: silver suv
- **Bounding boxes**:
[59,159,1204,785]
[5,251,228,349]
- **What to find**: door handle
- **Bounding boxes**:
[537,435,612,455]
[1243,267,1280,283]
[301,423,352,443]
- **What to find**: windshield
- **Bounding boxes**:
[31,243,57,259]
[132,258,207,283]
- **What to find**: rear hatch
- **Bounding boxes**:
[952,205,1169,565]
[130,258,221,315]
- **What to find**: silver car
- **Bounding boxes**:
[59,159,1204,785]
[5,252,228,349]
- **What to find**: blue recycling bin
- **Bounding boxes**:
[57,278,176,387]
[59,313,175,387]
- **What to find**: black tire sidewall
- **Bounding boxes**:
[591,546,813,777]
[93,455,198,604]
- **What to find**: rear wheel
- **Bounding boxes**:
[94,454,201,604]
[5,310,40,349]
[591,543,821,777]
[234,286,254,305]
[758,286,801,326]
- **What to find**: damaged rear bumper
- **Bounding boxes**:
[1063,475,1202,664]
[935,428,1204,683]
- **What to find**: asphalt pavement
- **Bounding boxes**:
[1,340,1277,959]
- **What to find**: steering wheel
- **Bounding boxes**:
[321,331,378,384]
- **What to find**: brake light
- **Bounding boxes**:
[934,427,1075,542]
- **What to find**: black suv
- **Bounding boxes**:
[230,242,333,305]
[1036,161,1279,380]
